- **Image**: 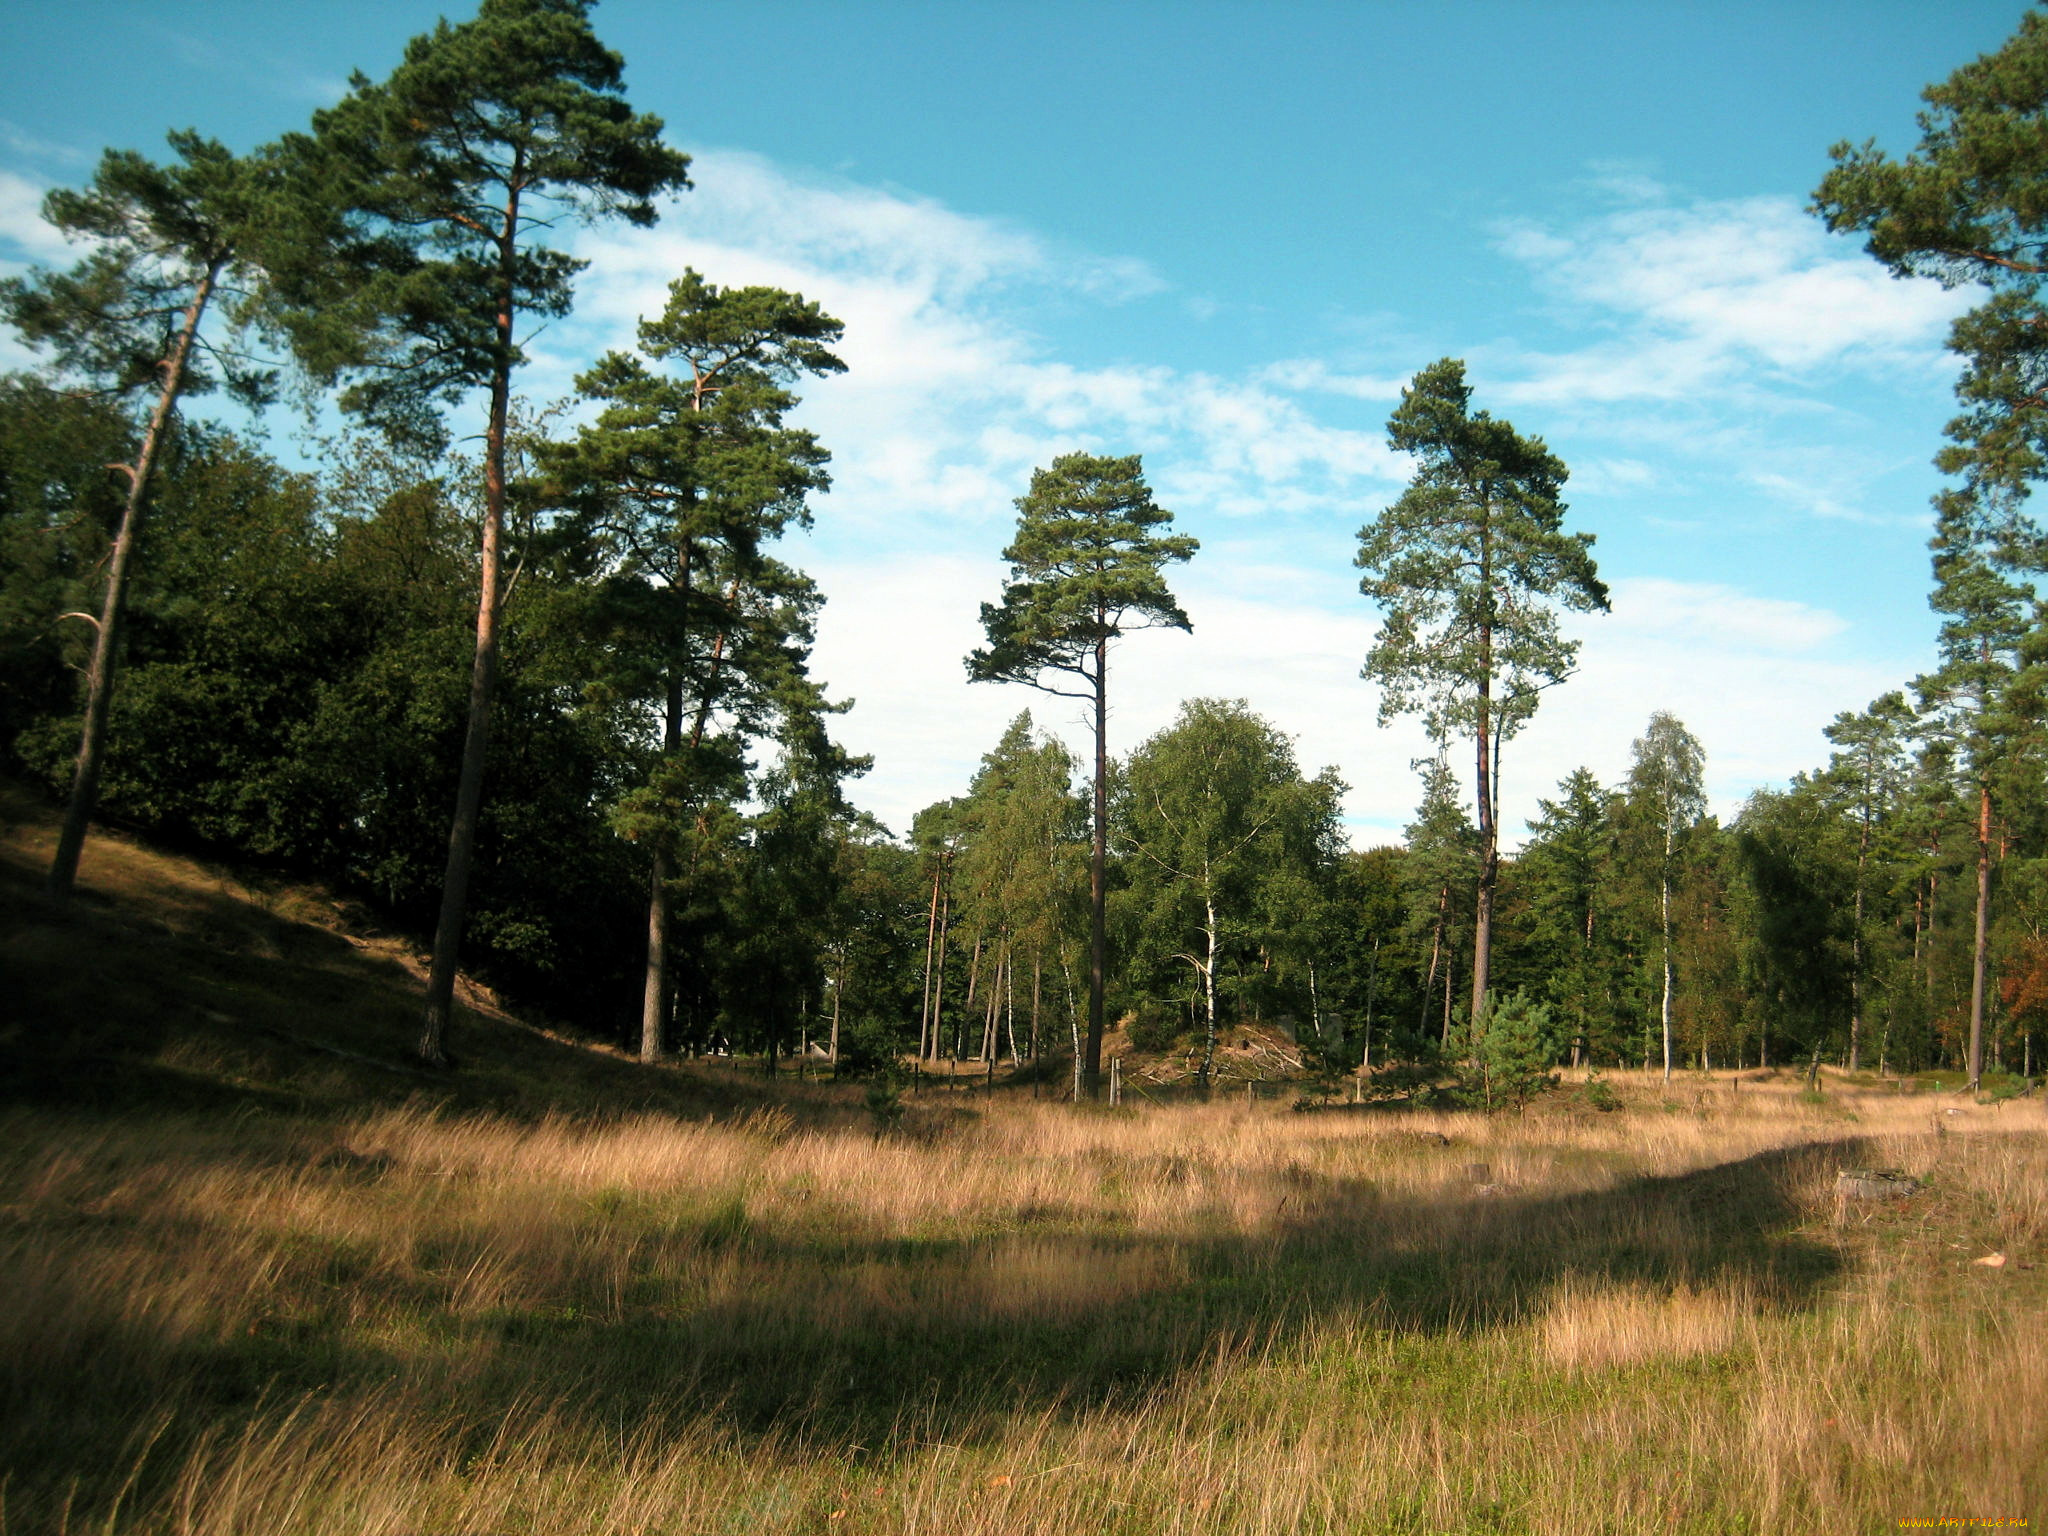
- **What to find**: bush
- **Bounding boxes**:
[1126,999,1185,1054]
[1476,990,1560,1109]
[833,1015,909,1080]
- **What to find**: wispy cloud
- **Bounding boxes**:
[1493,192,1969,406]
[0,168,71,271]
[535,153,1941,839]
[561,148,1406,554]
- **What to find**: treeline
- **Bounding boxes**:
[4,355,2038,1086]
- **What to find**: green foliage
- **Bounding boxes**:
[1127,999,1186,1054]
[1357,358,1607,748]
[968,453,1197,698]
[0,133,278,408]
[276,0,692,446]
[1813,10,2048,507]
[1116,698,1344,1087]
[1475,989,1560,1108]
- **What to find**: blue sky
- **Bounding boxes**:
[0,1,2030,842]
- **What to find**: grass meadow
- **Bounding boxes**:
[2,1077,2043,1535]
[3,796,2044,1533]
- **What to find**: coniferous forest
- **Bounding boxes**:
[5,0,2046,1098]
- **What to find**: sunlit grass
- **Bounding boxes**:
[2,1073,2043,1533]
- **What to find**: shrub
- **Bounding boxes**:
[1126,999,1185,1054]
[1476,990,1561,1109]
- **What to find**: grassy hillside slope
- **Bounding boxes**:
[0,780,848,1123]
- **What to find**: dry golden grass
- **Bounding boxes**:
[2,1072,2043,1535]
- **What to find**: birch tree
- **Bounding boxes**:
[1118,698,1340,1091]
[1625,712,1706,1082]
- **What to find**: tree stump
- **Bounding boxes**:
[1834,1169,1917,1218]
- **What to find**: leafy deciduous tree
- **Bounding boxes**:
[1117,697,1342,1090]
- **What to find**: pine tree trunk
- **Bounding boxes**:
[1969,778,1991,1092]
[48,261,221,900]
[1085,624,1108,1098]
[639,677,684,1063]
[1471,704,1496,1050]
[1469,518,1496,1049]
[419,198,523,1069]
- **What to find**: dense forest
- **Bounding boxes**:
[7,0,2048,1098]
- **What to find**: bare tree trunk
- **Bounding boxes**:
[1085,625,1108,1098]
[1065,951,1082,1103]
[420,197,524,1069]
[1443,940,1455,1051]
[1422,883,1446,1038]
[48,261,221,900]
[640,677,684,1063]
[918,862,942,1060]
[980,944,999,1062]
[1969,778,1991,1093]
[1469,522,1497,1048]
[1005,942,1021,1067]
[1660,865,1674,1083]
[828,951,844,1072]
[1198,892,1221,1090]
[961,932,982,1063]
[1030,953,1042,1063]
[932,890,951,1064]
[1471,716,1496,1050]
[1362,936,1381,1071]
[1849,787,1871,1073]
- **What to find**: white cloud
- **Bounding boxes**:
[558,148,1407,556]
[1503,585,1897,837]
[0,168,71,270]
[1602,577,1846,652]
[1493,193,1970,406]
[529,154,1928,844]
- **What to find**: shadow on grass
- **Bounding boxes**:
[0,815,860,1128]
[0,1107,1874,1536]
[558,1139,1850,1445]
